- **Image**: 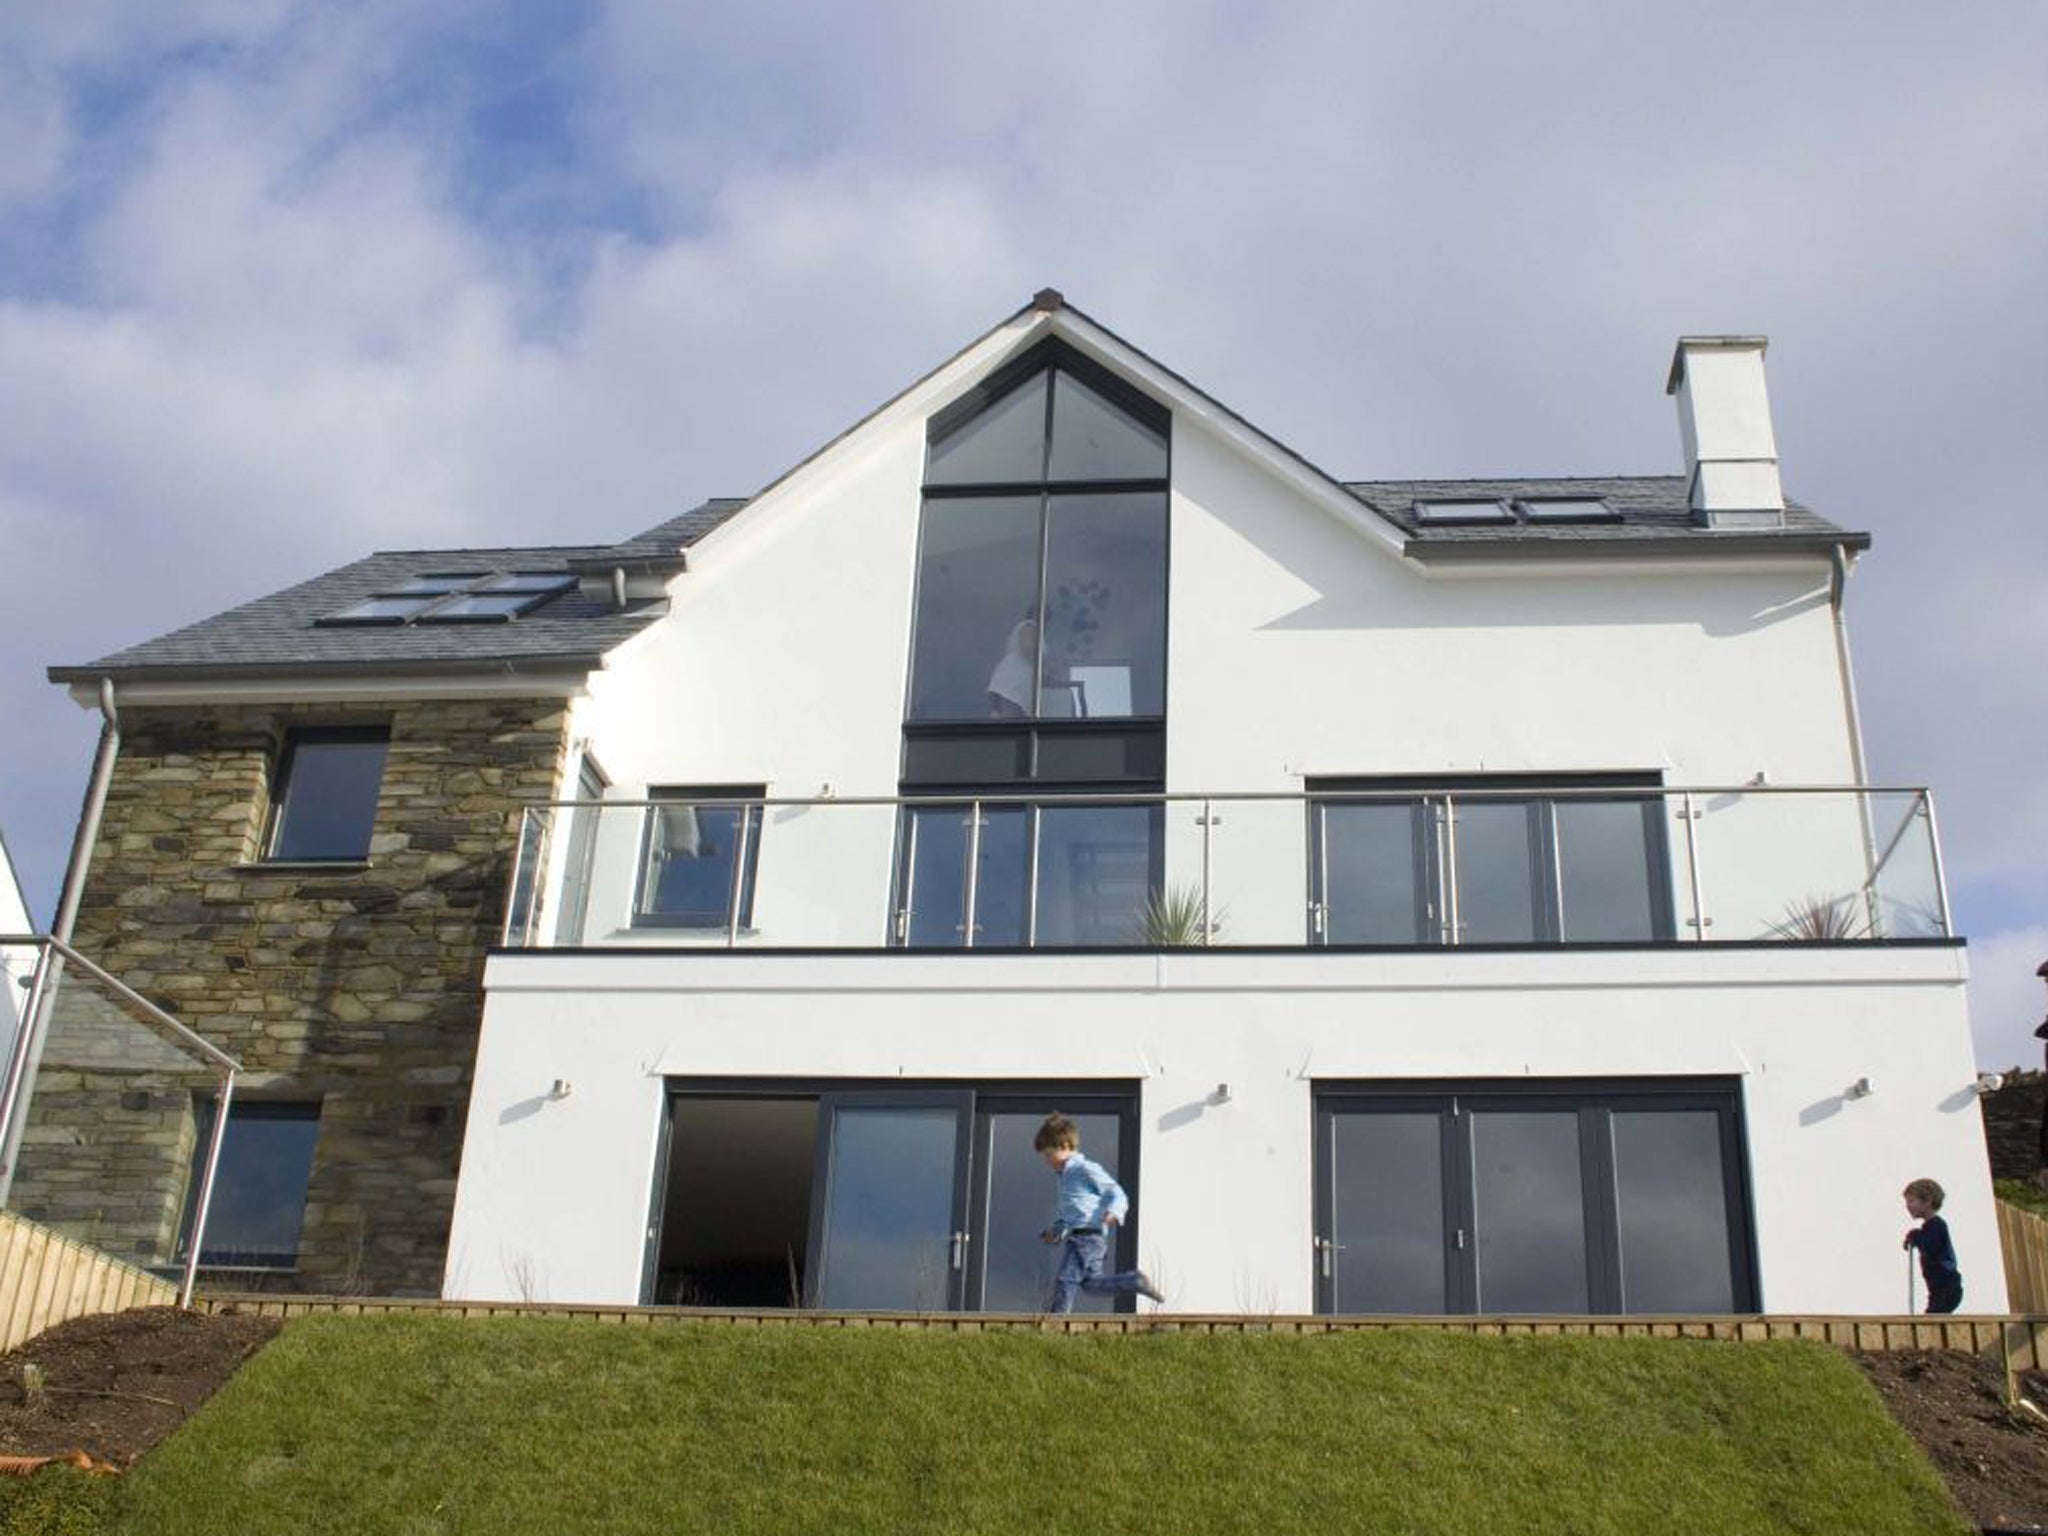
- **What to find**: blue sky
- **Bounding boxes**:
[1,2,2044,1061]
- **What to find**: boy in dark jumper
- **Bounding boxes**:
[1902,1177,1963,1314]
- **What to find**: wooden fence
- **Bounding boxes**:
[1999,1197,2048,1313]
[194,1292,2048,1370]
[0,1209,176,1353]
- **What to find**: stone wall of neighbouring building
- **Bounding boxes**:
[14,696,571,1294]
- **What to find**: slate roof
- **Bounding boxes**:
[48,500,749,684]
[1345,476,1867,559]
[52,467,1866,685]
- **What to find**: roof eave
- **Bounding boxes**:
[1402,529,1872,568]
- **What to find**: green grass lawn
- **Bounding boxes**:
[11,1317,1968,1535]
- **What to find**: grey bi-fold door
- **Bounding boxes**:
[644,1084,1134,1312]
[1313,1081,1754,1315]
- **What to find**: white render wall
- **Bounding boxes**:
[0,834,32,1056]
[445,946,1996,1314]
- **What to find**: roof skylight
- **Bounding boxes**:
[1515,498,1619,522]
[320,572,573,626]
[1412,499,1514,524]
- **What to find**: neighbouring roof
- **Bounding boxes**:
[48,500,749,685]
[1348,477,1867,561]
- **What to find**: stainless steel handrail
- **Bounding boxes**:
[0,935,241,1308]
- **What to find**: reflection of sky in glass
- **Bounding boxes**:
[1472,1111,1587,1312]
[1321,804,1424,944]
[981,1112,1118,1313]
[818,1107,959,1308]
[1331,1113,1444,1313]
[1556,801,1658,941]
[199,1108,320,1263]
[1454,803,1537,943]
[1614,1111,1735,1312]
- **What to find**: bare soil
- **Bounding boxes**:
[0,1307,276,1468]
[1855,1349,2048,1533]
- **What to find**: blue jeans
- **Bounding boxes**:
[1048,1232,1145,1314]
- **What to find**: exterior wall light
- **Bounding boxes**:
[1209,1082,1231,1105]
[548,1079,573,1101]
[1844,1076,1874,1100]
[1976,1072,2005,1097]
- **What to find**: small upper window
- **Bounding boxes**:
[321,572,571,626]
[1515,498,1619,523]
[268,728,389,861]
[1412,499,1514,525]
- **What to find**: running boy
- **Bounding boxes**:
[1035,1113,1164,1313]
[1902,1177,1963,1314]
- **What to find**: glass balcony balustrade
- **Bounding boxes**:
[501,786,1953,953]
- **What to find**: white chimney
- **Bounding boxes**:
[1665,336,1784,528]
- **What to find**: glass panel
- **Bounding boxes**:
[925,372,1048,487]
[1318,801,1429,944]
[1868,791,1947,938]
[1033,728,1164,783]
[421,592,543,621]
[482,573,575,593]
[899,806,1027,947]
[1691,790,1874,941]
[1470,1109,1589,1312]
[1413,500,1511,523]
[1035,805,1158,946]
[188,1104,320,1267]
[1556,800,1661,942]
[1329,1111,1447,1313]
[271,736,389,860]
[324,595,433,623]
[1047,371,1167,482]
[1041,493,1167,720]
[901,731,1030,786]
[637,802,755,929]
[1612,1109,1737,1313]
[816,1105,960,1309]
[1516,499,1616,522]
[980,1110,1121,1313]
[907,496,1044,721]
[1451,801,1539,943]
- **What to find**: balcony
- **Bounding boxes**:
[501,785,1952,953]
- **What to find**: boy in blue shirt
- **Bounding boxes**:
[1035,1112,1164,1313]
[1902,1177,1963,1314]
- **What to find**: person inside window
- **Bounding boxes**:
[986,617,1038,718]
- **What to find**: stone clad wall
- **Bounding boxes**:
[19,696,572,1294]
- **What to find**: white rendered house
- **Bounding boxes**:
[435,295,1991,1316]
[0,832,30,1061]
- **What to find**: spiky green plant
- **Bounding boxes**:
[1137,884,1218,946]
[1767,894,1869,941]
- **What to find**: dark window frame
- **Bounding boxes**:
[890,795,1165,949]
[319,571,573,627]
[632,784,766,932]
[176,1098,322,1272]
[645,1077,1142,1312]
[265,726,390,863]
[1311,1077,1756,1316]
[1307,774,1675,945]
[905,341,1173,744]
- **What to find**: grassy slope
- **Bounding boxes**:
[73,1318,1965,1535]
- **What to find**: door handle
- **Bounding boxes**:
[1314,1235,1346,1278]
[950,1231,970,1271]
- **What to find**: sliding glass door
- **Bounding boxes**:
[1315,1082,1752,1315]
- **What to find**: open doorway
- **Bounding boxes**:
[647,1081,1138,1311]
[651,1095,816,1306]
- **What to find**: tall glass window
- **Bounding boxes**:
[907,348,1169,727]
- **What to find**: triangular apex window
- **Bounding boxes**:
[925,343,1169,488]
[908,345,1170,726]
